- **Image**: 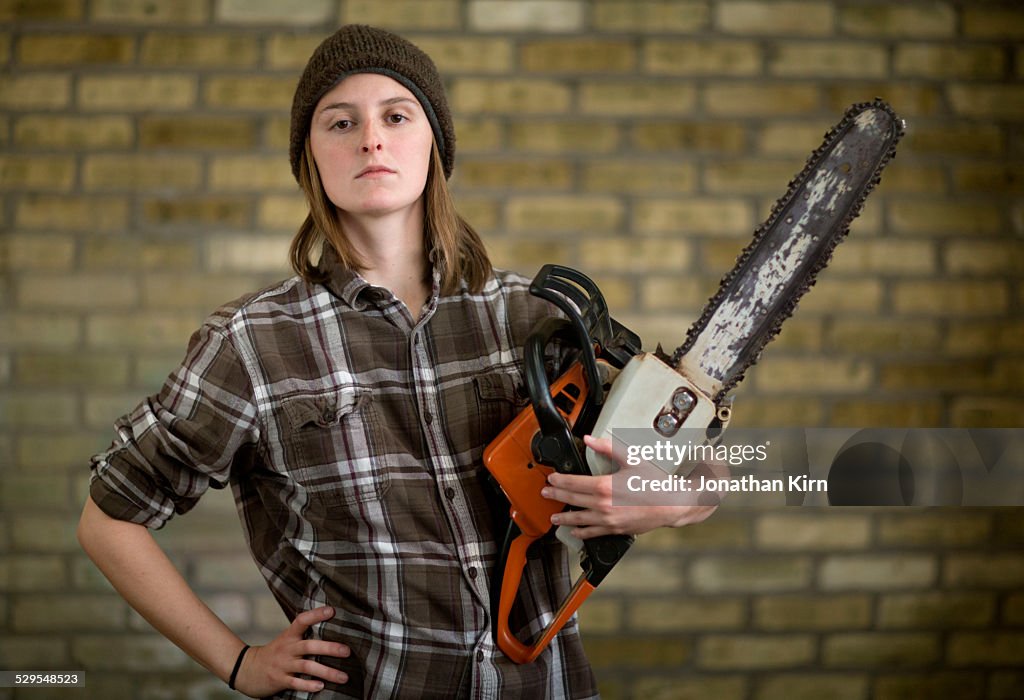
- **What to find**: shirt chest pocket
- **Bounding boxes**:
[281,390,390,508]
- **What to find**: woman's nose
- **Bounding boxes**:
[360,123,382,153]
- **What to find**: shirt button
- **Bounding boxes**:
[468,567,478,580]
[476,650,484,662]
[444,487,456,500]
[423,410,433,424]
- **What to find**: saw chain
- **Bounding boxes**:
[483,99,905,664]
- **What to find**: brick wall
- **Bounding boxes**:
[1,1,1022,698]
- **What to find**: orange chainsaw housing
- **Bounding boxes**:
[482,360,595,664]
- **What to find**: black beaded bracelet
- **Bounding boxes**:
[228,644,251,691]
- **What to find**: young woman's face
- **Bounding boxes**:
[309,72,433,222]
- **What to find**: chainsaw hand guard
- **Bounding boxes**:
[483,265,641,664]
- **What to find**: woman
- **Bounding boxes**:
[78,25,713,699]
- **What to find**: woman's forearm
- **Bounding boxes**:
[76,495,245,683]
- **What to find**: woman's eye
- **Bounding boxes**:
[387,114,407,124]
[332,119,352,130]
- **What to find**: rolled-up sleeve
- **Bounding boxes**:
[89,320,260,529]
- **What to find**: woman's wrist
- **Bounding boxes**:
[228,643,251,690]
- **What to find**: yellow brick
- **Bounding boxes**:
[636,677,745,700]
[0,315,80,350]
[828,319,941,353]
[704,159,804,194]
[797,279,883,314]
[18,34,134,65]
[756,514,871,550]
[948,85,1024,119]
[454,196,500,232]
[954,164,1024,195]
[580,238,691,272]
[264,116,290,150]
[483,237,572,274]
[819,555,936,590]
[506,196,623,233]
[205,235,291,273]
[142,196,251,228]
[14,115,132,148]
[15,195,128,232]
[754,595,872,631]
[890,201,1002,235]
[140,33,260,67]
[215,0,332,25]
[86,313,200,350]
[344,0,460,29]
[895,45,1006,80]
[951,397,1024,427]
[758,121,839,156]
[0,74,70,109]
[15,354,129,387]
[829,239,936,276]
[877,162,947,195]
[0,0,82,20]
[16,433,107,470]
[581,274,635,310]
[0,156,75,190]
[0,392,78,428]
[644,39,761,76]
[455,159,573,190]
[452,79,571,114]
[257,195,307,230]
[453,118,503,153]
[699,635,816,669]
[78,75,196,110]
[945,241,1024,275]
[880,359,995,393]
[893,281,1008,315]
[507,121,619,153]
[878,513,991,548]
[584,636,690,670]
[599,555,683,593]
[874,673,985,700]
[945,320,1024,356]
[580,81,696,116]
[1,234,75,270]
[755,357,873,394]
[717,1,834,36]
[963,7,1024,39]
[18,274,138,309]
[641,276,712,310]
[630,599,745,631]
[209,156,295,191]
[412,37,514,74]
[83,155,201,191]
[203,76,295,110]
[756,674,868,700]
[90,0,205,23]
[139,115,258,150]
[81,237,196,271]
[582,161,695,194]
[264,34,321,70]
[823,633,941,667]
[142,275,260,310]
[770,42,887,78]
[830,400,943,428]
[841,5,955,38]
[632,121,746,153]
[706,84,820,116]
[0,32,8,66]
[826,84,942,117]
[729,397,823,428]
[593,0,710,33]
[468,0,583,32]
[635,199,752,236]
[906,124,1004,156]
[520,40,635,73]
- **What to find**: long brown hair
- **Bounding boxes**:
[289,137,491,295]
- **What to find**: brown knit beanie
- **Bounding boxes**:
[289,24,454,182]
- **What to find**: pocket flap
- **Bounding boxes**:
[474,372,522,403]
[282,390,369,429]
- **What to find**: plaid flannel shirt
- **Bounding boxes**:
[89,247,598,699]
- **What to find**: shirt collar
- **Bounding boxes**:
[318,244,443,316]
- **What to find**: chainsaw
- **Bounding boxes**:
[483,99,905,664]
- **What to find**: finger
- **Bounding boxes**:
[289,606,335,635]
[300,640,351,659]
[542,484,602,510]
[291,658,349,686]
[550,508,604,528]
[583,434,613,455]
[545,471,609,496]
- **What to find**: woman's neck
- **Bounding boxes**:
[338,206,431,318]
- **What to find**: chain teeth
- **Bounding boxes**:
[670,98,906,401]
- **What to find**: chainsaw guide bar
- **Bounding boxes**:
[671,99,905,401]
